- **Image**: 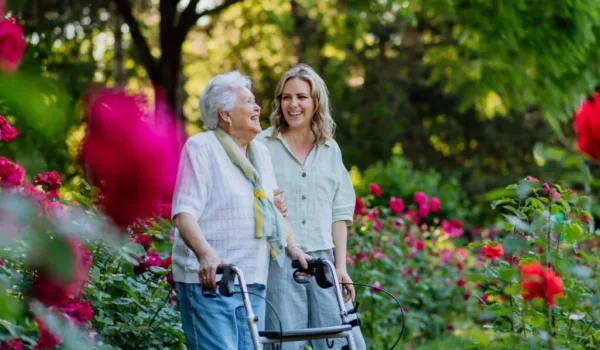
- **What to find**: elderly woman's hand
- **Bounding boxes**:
[198,248,224,291]
[286,245,310,270]
[274,189,287,217]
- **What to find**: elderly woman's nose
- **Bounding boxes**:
[254,103,261,112]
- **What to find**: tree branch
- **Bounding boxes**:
[176,0,243,42]
[114,0,159,83]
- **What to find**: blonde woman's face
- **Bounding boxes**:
[281,77,315,131]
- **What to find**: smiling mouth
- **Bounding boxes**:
[288,111,302,116]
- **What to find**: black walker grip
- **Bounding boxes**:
[291,258,334,289]
[202,264,236,298]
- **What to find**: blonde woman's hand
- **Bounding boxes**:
[274,189,287,217]
[336,268,356,303]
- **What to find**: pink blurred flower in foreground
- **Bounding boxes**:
[0,115,17,142]
[81,89,185,228]
[442,219,463,237]
[0,156,24,186]
[369,183,382,196]
[33,171,62,198]
[0,1,5,18]
[0,17,25,73]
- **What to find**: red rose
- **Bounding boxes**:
[354,196,366,215]
[0,17,25,73]
[0,115,17,142]
[31,238,91,307]
[413,191,428,205]
[81,89,185,228]
[132,233,151,251]
[0,338,23,350]
[134,250,162,275]
[33,171,62,198]
[574,93,600,161]
[456,276,466,287]
[417,204,429,218]
[0,157,24,186]
[520,261,563,307]
[161,256,172,269]
[389,197,404,214]
[60,299,94,325]
[369,183,382,197]
[483,242,504,260]
[429,197,441,212]
[33,318,61,350]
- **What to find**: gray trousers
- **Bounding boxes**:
[265,249,367,350]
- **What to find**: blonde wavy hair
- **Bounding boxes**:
[269,64,335,144]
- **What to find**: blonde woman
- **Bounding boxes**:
[258,64,366,350]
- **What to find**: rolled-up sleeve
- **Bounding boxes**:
[171,140,211,221]
[332,148,355,225]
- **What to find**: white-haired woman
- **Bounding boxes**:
[171,70,309,350]
[257,64,367,350]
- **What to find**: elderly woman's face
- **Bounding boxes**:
[228,87,262,135]
[281,77,315,131]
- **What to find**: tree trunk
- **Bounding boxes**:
[114,0,243,120]
[112,3,126,85]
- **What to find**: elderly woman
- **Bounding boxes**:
[171,70,308,350]
[257,64,367,349]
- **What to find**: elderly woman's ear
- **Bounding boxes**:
[218,109,233,127]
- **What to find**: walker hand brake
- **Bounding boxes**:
[201,264,236,298]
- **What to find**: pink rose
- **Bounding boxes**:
[0,1,5,18]
[0,115,17,142]
[442,219,463,237]
[417,204,429,218]
[0,17,25,73]
[33,171,62,198]
[0,156,24,186]
[389,197,404,214]
[354,197,365,215]
[369,183,382,196]
[413,191,428,205]
[429,197,441,212]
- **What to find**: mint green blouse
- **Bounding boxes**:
[257,127,355,252]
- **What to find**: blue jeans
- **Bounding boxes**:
[176,282,266,350]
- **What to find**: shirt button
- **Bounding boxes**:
[302,195,306,200]
[302,219,306,225]
[301,172,306,177]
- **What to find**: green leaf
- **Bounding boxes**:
[149,266,168,275]
[503,215,530,233]
[517,181,532,199]
[564,223,583,244]
[502,236,528,254]
[123,243,146,257]
[571,266,592,279]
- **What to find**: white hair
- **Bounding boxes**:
[199,71,252,130]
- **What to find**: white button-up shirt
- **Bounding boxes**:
[257,127,355,252]
[171,130,277,285]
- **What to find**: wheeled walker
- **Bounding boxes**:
[205,258,358,350]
